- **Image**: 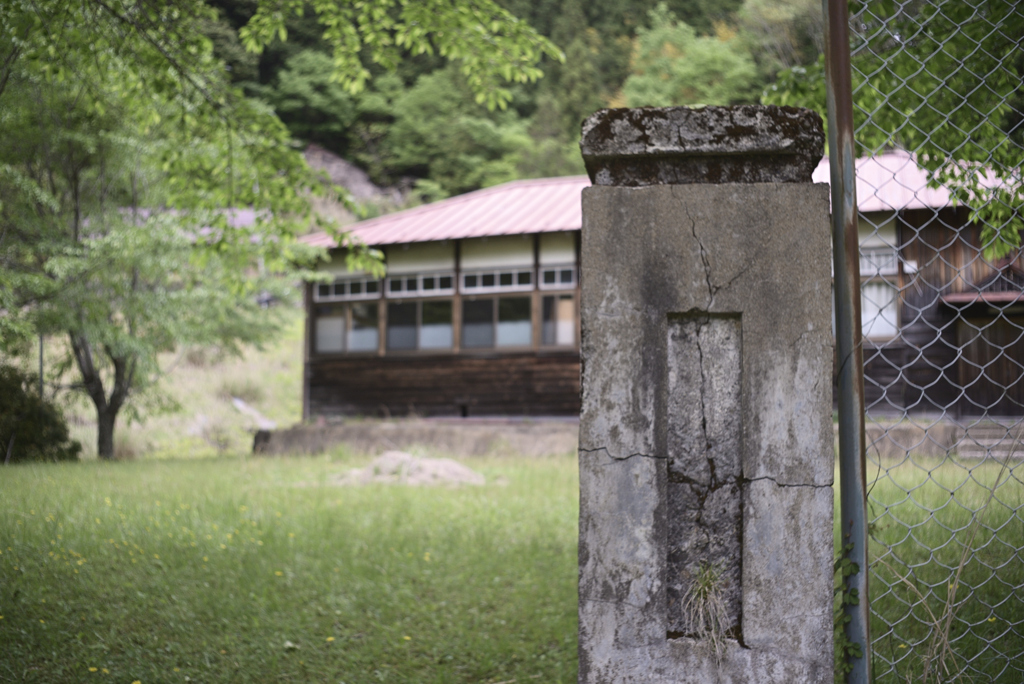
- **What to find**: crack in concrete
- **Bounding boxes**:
[580,446,666,461]
[686,207,716,308]
[744,475,832,489]
[685,206,777,305]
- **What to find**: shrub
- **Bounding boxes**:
[0,365,81,464]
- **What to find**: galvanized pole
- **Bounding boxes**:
[39,334,44,398]
[823,0,870,681]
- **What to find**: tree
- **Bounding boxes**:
[258,49,358,153]
[383,66,532,197]
[0,0,560,459]
[763,0,1023,258]
[621,3,760,108]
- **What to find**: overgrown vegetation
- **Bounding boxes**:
[0,365,80,464]
[682,560,730,666]
[866,456,1024,682]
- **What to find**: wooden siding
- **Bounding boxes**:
[860,207,1024,416]
[307,353,580,418]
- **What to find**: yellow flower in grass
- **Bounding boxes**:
[88,667,98,672]
[275,571,284,576]
[326,637,335,642]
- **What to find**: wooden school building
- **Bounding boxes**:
[300,176,589,418]
[301,153,1024,419]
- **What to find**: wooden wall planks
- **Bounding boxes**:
[307,352,581,418]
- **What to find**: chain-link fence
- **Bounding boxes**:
[838,0,1024,680]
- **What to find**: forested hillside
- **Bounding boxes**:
[204,0,824,202]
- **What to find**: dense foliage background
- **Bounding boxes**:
[203,0,826,199]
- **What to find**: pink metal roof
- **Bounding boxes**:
[303,152,982,249]
[811,150,956,213]
[303,175,590,248]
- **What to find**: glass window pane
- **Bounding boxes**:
[482,273,495,287]
[464,274,478,289]
[350,281,363,295]
[543,269,556,285]
[421,301,453,349]
[862,281,898,338]
[422,276,436,291]
[389,279,402,293]
[405,277,418,292]
[318,284,331,298]
[560,268,573,284]
[439,276,453,290]
[462,299,494,348]
[517,271,532,286]
[387,302,417,350]
[497,297,531,347]
[333,282,346,296]
[315,315,345,353]
[349,303,379,351]
[366,281,379,294]
[542,294,575,346]
[499,272,513,286]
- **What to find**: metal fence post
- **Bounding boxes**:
[823,0,870,681]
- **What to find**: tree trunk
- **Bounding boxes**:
[97,408,117,460]
[69,332,134,461]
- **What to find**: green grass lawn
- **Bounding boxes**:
[0,454,579,683]
[4,451,1024,683]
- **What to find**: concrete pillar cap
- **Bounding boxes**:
[580,105,825,186]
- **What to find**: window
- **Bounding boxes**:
[462,299,494,348]
[385,300,454,351]
[313,303,379,353]
[386,272,455,297]
[314,276,381,302]
[386,302,417,350]
[349,303,379,351]
[421,301,453,349]
[314,305,345,353]
[539,264,576,290]
[461,297,532,349]
[461,268,533,294]
[542,294,576,346]
[862,281,898,339]
[497,297,531,346]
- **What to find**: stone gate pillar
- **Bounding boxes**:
[577,106,834,683]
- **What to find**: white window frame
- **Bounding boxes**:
[460,268,534,294]
[385,271,456,298]
[538,264,578,291]
[859,247,899,278]
[313,276,382,302]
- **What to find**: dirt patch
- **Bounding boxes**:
[337,451,485,487]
